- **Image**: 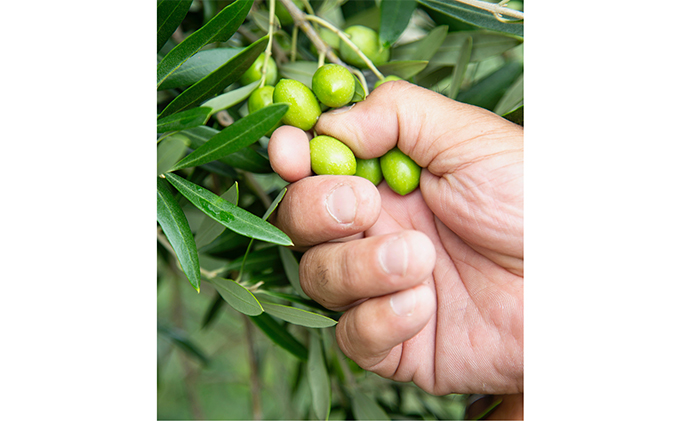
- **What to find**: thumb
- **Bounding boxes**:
[315,80,520,175]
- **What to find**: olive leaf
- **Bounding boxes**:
[164,173,293,246]
[156,177,201,292]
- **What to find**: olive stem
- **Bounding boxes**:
[304,15,385,81]
[453,0,524,22]
[278,0,344,66]
[259,0,277,89]
[291,25,298,63]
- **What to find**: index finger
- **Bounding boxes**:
[315,81,522,175]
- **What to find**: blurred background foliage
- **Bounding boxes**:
[157,0,522,419]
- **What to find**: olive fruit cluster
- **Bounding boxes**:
[309,135,421,196]
[269,62,357,131]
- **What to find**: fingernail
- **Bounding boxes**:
[325,184,356,224]
[327,103,355,115]
[390,288,417,316]
[379,236,407,276]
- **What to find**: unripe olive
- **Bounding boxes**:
[310,135,356,175]
[312,64,356,108]
[248,85,280,135]
[374,75,402,90]
[380,148,421,195]
[273,79,321,131]
[247,86,275,113]
[310,28,341,55]
[355,158,383,186]
[240,54,278,86]
[339,25,389,69]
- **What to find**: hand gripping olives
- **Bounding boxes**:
[273,79,322,131]
[339,25,389,69]
[379,148,421,195]
[312,64,356,108]
[240,53,278,86]
[309,135,356,175]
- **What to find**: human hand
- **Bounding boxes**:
[268,81,523,396]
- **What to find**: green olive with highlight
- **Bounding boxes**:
[312,64,356,108]
[248,86,280,135]
[380,148,421,195]
[310,135,356,176]
[240,54,278,86]
[339,25,389,69]
[355,158,383,186]
[273,79,321,131]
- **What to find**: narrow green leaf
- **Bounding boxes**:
[157,134,190,175]
[158,324,210,366]
[279,61,318,89]
[308,333,331,420]
[262,187,287,222]
[429,31,522,66]
[157,0,253,87]
[502,104,523,126]
[418,0,523,37]
[157,178,201,292]
[182,126,272,173]
[390,25,448,61]
[279,246,309,299]
[220,246,281,274]
[211,277,263,316]
[157,107,211,133]
[351,74,366,102]
[158,47,245,91]
[379,0,417,48]
[261,302,337,328]
[200,229,251,254]
[494,73,523,115]
[157,0,193,53]
[350,391,391,421]
[158,36,269,118]
[449,36,472,99]
[201,81,259,116]
[164,173,293,246]
[194,182,239,249]
[171,103,288,171]
[457,61,523,111]
[377,60,429,79]
[249,313,309,361]
[256,290,325,311]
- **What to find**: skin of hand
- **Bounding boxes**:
[268,81,523,397]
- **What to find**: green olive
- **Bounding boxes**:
[248,86,280,136]
[374,75,402,90]
[311,28,341,56]
[273,79,321,131]
[312,64,356,108]
[240,54,278,86]
[380,148,421,195]
[339,25,389,69]
[310,135,356,175]
[247,86,275,113]
[355,158,383,186]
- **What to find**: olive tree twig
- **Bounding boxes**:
[453,0,524,22]
[304,15,385,81]
[259,0,277,89]
[277,0,343,66]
